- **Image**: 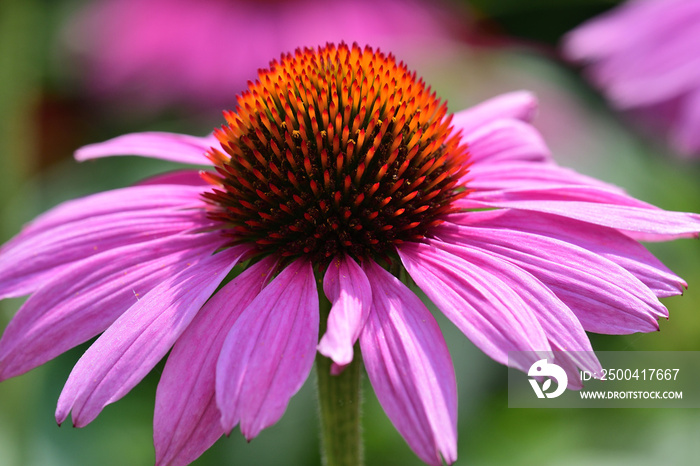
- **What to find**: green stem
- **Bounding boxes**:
[316,292,363,466]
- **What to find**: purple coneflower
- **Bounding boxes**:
[563,0,700,157]
[1,43,699,465]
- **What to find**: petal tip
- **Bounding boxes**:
[330,362,348,376]
[316,340,353,367]
[55,409,69,427]
[500,90,539,123]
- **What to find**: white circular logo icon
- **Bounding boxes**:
[528,359,568,399]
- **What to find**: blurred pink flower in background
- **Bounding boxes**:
[563,0,700,157]
[64,0,467,113]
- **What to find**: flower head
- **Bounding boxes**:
[2,43,700,465]
[203,44,469,262]
[563,0,700,157]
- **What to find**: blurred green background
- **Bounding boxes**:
[1,0,699,465]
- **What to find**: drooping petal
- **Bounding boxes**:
[446,209,686,298]
[425,239,602,387]
[5,184,206,242]
[397,241,551,373]
[75,132,218,165]
[434,220,667,334]
[154,257,276,466]
[360,261,457,466]
[0,232,225,381]
[55,245,248,428]
[0,207,211,300]
[215,259,318,440]
[317,255,372,366]
[0,184,209,300]
[451,91,538,135]
[457,185,700,241]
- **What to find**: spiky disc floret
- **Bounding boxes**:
[203,43,470,262]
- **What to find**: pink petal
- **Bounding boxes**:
[0,232,225,381]
[425,238,602,386]
[317,255,372,366]
[55,245,247,428]
[672,88,700,155]
[0,184,209,300]
[7,184,206,242]
[434,220,667,334]
[572,5,700,108]
[451,91,538,135]
[462,119,552,167]
[360,261,457,466]
[563,0,688,60]
[136,169,208,186]
[467,162,625,193]
[467,183,651,206]
[446,209,686,298]
[602,40,700,108]
[154,257,276,466]
[0,207,211,300]
[562,0,700,154]
[397,241,551,373]
[75,131,218,165]
[458,185,700,241]
[215,259,318,439]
